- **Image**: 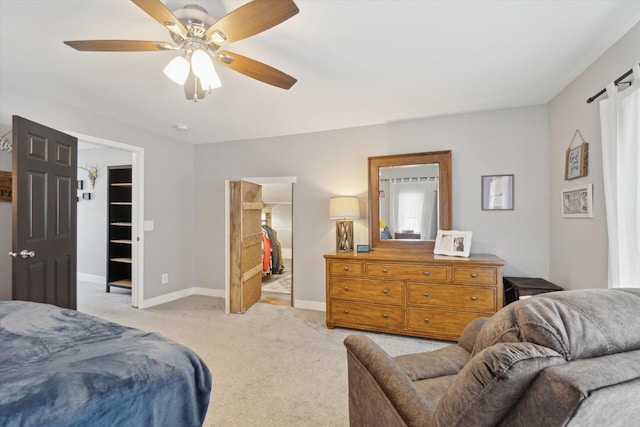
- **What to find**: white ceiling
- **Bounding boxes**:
[1,1,639,145]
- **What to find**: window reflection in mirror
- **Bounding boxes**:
[379,163,439,241]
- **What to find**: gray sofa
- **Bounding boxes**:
[344,288,640,426]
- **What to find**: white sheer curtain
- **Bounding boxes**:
[388,181,438,240]
[599,64,640,288]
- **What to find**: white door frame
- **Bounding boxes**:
[69,132,144,308]
[225,176,296,314]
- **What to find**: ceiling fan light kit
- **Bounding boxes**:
[64,0,299,102]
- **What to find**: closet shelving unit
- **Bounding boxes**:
[107,165,133,292]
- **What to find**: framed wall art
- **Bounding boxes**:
[481,174,514,210]
[433,229,472,257]
[561,183,593,218]
[565,130,588,180]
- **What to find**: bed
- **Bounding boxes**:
[0,300,212,427]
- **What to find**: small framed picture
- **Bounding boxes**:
[433,230,472,257]
[482,174,514,210]
[565,143,588,180]
[356,244,370,253]
[561,184,593,218]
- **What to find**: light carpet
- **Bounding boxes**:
[77,281,449,426]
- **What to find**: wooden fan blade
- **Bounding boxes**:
[205,0,299,44]
[131,0,188,37]
[64,40,175,52]
[216,51,296,89]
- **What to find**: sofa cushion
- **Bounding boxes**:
[498,348,640,427]
[458,317,488,353]
[432,342,565,427]
[471,288,640,360]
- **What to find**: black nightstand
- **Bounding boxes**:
[503,277,563,305]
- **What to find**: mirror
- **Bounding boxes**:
[369,151,451,251]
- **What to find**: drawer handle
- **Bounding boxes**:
[423,271,430,276]
[424,318,430,323]
[344,309,349,314]
[382,269,388,273]
[383,289,389,294]
[470,273,478,278]
[423,292,430,297]
[344,286,349,291]
[383,313,389,318]
[470,296,478,301]
[344,266,349,271]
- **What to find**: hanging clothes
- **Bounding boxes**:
[262,227,272,273]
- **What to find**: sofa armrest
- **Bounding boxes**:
[395,344,469,381]
[344,334,432,427]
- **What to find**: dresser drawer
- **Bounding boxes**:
[366,263,448,282]
[330,278,404,304]
[332,301,405,329]
[407,308,483,336]
[329,260,364,277]
[452,267,496,285]
[407,283,496,311]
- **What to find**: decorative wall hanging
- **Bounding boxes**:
[0,131,12,152]
[561,183,593,218]
[79,164,99,188]
[565,129,588,180]
[0,171,11,202]
[481,174,514,210]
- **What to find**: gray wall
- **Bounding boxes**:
[77,146,132,281]
[2,21,637,305]
[0,89,195,302]
[548,22,640,290]
[194,105,550,307]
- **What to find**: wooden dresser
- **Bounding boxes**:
[324,251,504,341]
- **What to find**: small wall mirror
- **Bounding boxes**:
[369,151,452,251]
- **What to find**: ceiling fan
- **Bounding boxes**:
[64,0,299,101]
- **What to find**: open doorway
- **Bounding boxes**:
[259,182,293,307]
[72,132,144,309]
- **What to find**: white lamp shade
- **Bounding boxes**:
[329,197,360,219]
[191,49,215,79]
[163,56,190,85]
[200,69,222,91]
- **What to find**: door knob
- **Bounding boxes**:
[9,250,35,259]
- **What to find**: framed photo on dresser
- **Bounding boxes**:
[433,230,472,257]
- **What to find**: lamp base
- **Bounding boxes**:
[336,220,354,252]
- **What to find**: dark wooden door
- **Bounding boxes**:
[11,116,77,309]
[229,180,263,313]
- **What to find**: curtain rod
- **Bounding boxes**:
[586,62,638,104]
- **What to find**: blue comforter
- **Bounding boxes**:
[0,301,211,427]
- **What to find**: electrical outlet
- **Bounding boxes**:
[161,273,169,284]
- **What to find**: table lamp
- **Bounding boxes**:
[329,196,360,252]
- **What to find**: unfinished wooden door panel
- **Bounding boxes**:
[229,180,263,313]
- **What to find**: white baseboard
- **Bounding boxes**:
[139,286,225,309]
[193,287,226,298]
[294,299,326,312]
[77,273,105,284]
[139,286,324,312]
